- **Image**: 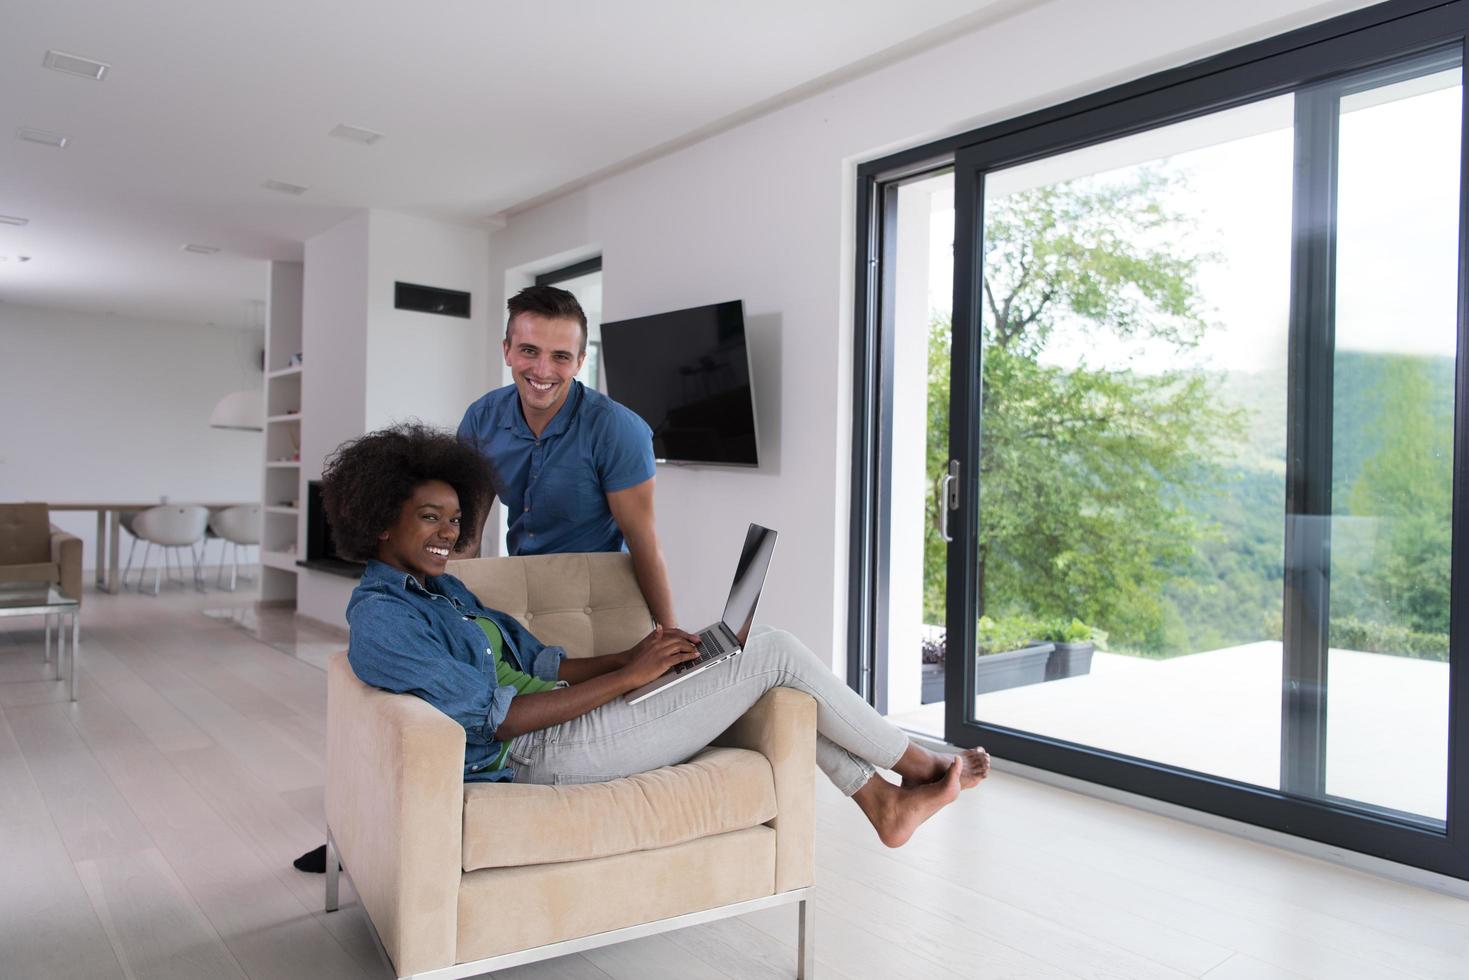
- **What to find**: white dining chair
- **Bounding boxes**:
[209,504,261,591]
[132,505,210,595]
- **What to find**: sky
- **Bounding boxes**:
[922,68,1462,376]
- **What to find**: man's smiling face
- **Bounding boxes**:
[503,312,586,424]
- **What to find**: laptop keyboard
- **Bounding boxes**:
[673,627,734,673]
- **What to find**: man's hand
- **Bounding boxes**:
[619,626,701,688]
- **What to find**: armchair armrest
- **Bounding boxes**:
[49,524,82,601]
[325,652,466,977]
[712,686,816,891]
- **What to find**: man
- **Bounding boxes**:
[458,284,677,627]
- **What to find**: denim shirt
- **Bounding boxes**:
[345,560,566,781]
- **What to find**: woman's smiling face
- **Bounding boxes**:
[376,480,461,583]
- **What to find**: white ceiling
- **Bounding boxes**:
[0,0,1014,329]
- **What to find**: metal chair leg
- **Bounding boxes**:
[55,615,66,689]
[798,898,814,979]
[217,541,238,592]
[121,536,140,588]
[189,542,205,593]
[69,611,80,702]
[325,833,340,913]
[133,542,144,592]
[151,548,164,596]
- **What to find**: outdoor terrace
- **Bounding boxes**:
[890,641,1449,823]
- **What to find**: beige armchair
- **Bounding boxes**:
[0,503,82,600]
[325,552,817,979]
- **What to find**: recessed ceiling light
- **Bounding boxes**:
[0,215,28,227]
[16,127,67,148]
[262,178,308,195]
[329,123,383,145]
[43,49,110,81]
[182,243,221,255]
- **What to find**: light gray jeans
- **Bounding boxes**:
[508,626,909,796]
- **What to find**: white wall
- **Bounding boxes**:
[486,0,1373,671]
[299,213,371,626]
[365,210,490,431]
[0,303,263,566]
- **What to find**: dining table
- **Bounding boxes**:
[48,501,258,594]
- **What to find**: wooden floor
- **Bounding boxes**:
[2,583,1467,980]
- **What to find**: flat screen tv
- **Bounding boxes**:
[600,300,759,466]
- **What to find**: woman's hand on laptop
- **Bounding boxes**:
[619,626,701,687]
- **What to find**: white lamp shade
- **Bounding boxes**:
[209,389,264,431]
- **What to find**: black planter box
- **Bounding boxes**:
[1046,641,1095,681]
[921,664,945,704]
[974,642,1053,694]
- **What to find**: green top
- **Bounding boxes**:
[475,616,557,771]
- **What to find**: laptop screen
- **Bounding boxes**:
[720,524,778,645]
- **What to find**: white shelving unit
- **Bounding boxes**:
[260,261,304,603]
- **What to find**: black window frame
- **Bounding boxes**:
[850,0,1469,880]
[535,256,603,287]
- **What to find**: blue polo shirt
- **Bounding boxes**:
[458,380,655,555]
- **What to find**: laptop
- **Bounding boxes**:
[626,523,778,705]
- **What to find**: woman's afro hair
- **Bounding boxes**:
[320,422,494,562]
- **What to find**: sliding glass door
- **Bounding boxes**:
[962,93,1297,797]
[951,52,1459,828]
[853,1,1469,879]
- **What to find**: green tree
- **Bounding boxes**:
[923,170,1243,651]
[1343,356,1454,637]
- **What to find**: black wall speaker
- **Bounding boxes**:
[395,281,471,318]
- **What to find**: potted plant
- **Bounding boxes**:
[974,615,1053,694]
[1040,618,1099,681]
[920,629,946,704]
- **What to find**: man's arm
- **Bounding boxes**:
[606,477,677,627]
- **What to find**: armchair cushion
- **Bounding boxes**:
[0,563,59,586]
[461,746,777,871]
[456,827,776,962]
[448,553,653,658]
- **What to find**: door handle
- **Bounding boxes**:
[940,459,960,543]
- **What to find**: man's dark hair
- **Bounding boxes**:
[320,422,494,562]
[506,284,588,352]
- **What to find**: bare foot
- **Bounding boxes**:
[854,758,963,848]
[898,744,991,790]
[957,747,990,790]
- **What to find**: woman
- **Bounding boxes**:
[326,422,988,848]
